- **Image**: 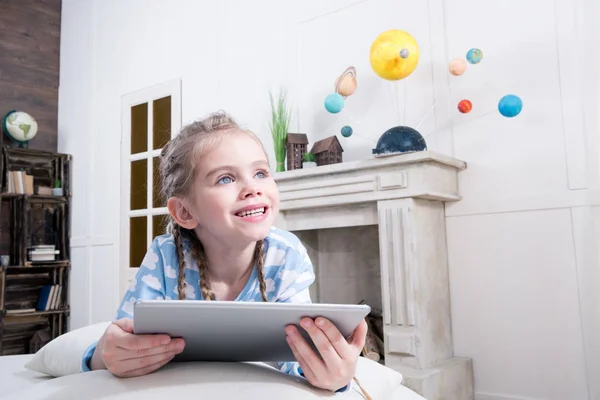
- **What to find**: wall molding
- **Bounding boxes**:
[554,0,588,190]
[571,206,600,400]
[476,393,545,400]
[71,235,114,248]
[446,188,600,218]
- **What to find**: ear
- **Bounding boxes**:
[167,197,198,230]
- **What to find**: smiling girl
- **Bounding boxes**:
[82,111,367,394]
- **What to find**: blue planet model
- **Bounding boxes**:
[324,93,345,114]
[466,48,483,64]
[341,125,353,137]
[372,126,427,156]
[498,94,522,118]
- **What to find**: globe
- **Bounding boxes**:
[3,110,38,145]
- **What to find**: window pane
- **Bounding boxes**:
[153,96,171,150]
[131,103,148,154]
[153,214,168,238]
[130,159,147,210]
[152,157,165,208]
[130,216,147,268]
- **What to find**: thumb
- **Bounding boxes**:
[112,318,134,334]
[349,319,368,350]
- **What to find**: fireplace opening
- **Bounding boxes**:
[292,225,385,363]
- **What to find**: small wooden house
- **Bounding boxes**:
[29,328,52,353]
[310,136,343,166]
[286,133,309,171]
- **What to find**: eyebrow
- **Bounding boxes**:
[204,160,269,179]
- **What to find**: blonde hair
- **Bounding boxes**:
[159,111,268,302]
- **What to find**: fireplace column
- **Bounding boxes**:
[377,198,474,400]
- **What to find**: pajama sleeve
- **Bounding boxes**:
[81,238,168,372]
[275,243,353,394]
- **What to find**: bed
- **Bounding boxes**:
[0,322,426,400]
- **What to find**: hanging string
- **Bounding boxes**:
[414,83,454,131]
[422,108,496,139]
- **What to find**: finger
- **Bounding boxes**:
[117,332,173,352]
[311,317,354,361]
[300,318,349,369]
[285,324,327,377]
[286,335,316,382]
[348,319,368,351]
[113,350,179,377]
[112,318,135,333]
[109,318,173,351]
[119,338,185,361]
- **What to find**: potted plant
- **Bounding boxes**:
[302,152,317,168]
[268,88,292,173]
[52,179,63,196]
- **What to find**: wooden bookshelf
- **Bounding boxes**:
[0,146,71,355]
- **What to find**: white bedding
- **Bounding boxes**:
[0,353,426,400]
[1,355,53,394]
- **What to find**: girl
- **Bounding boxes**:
[82,111,368,394]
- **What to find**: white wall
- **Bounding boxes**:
[58,0,599,399]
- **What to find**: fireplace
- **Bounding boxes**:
[274,151,474,400]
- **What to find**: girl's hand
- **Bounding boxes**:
[285,317,368,392]
[90,318,185,378]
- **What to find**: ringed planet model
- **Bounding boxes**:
[335,66,357,98]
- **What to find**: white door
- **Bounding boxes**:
[119,79,181,296]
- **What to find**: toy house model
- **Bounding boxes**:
[286,133,309,170]
[310,135,343,166]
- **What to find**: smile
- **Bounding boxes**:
[235,207,266,218]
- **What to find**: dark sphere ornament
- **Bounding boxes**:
[372,125,427,156]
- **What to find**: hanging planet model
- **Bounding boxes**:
[449,58,467,76]
[335,67,357,98]
[466,48,483,64]
[498,94,522,118]
[457,99,472,114]
[324,93,345,114]
[341,125,353,137]
[369,30,420,81]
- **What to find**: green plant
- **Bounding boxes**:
[303,152,315,162]
[54,179,61,188]
[268,88,292,172]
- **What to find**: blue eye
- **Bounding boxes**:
[218,176,233,185]
[255,171,266,179]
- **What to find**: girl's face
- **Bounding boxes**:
[187,131,279,246]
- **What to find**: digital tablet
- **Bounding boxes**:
[133,300,371,362]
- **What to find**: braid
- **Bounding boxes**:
[172,223,187,300]
[191,238,215,301]
[254,240,267,302]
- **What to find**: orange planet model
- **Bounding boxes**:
[458,99,472,113]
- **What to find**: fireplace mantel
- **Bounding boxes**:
[274,151,474,400]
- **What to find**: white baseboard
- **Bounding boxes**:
[476,393,546,400]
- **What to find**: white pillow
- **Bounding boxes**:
[9,359,424,400]
[24,321,110,377]
[21,320,424,400]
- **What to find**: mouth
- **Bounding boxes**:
[234,205,268,218]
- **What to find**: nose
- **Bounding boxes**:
[239,180,262,199]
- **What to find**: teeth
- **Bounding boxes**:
[237,207,265,217]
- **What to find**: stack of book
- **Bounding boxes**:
[35,284,63,311]
[6,170,34,194]
[28,245,60,262]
